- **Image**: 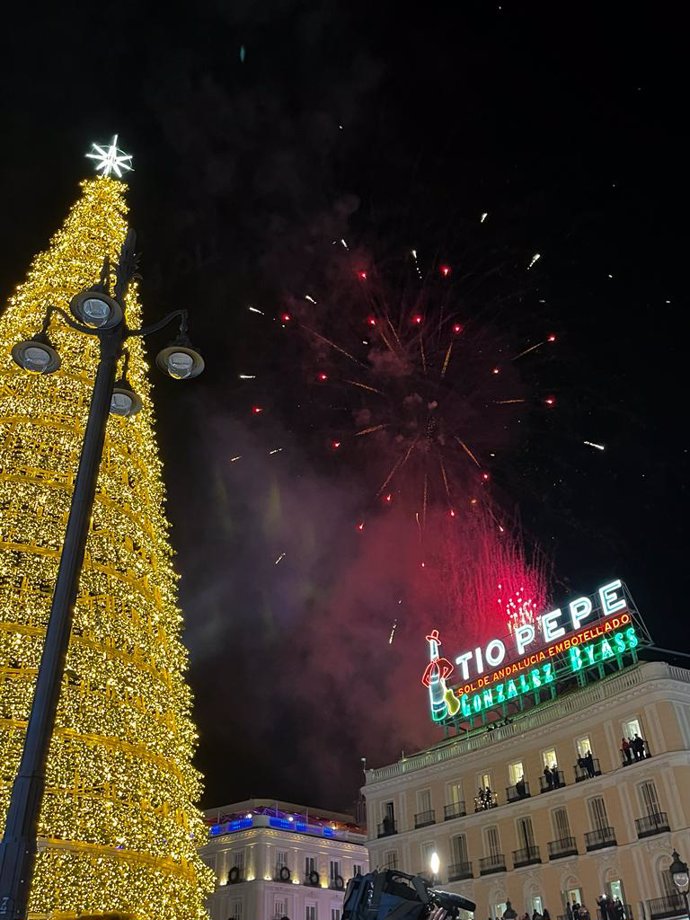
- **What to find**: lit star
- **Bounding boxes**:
[85,135,133,178]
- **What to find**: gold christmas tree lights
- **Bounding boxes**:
[0,175,213,917]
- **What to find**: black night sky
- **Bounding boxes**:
[1,2,687,813]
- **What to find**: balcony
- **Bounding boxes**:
[444,801,467,820]
[512,845,541,868]
[506,780,531,803]
[479,854,507,875]
[539,770,566,792]
[414,809,436,829]
[574,757,602,781]
[635,812,671,838]
[448,860,473,881]
[304,872,321,887]
[377,819,397,838]
[274,865,292,883]
[597,904,634,920]
[548,837,578,860]
[584,826,617,851]
[647,895,686,919]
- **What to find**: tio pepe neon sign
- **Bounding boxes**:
[422,579,637,723]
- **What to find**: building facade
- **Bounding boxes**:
[200,798,369,920]
[364,661,690,920]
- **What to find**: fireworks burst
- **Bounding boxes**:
[281,250,556,537]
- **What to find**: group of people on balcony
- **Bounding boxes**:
[597,895,627,920]
[621,733,647,763]
[543,764,563,789]
[577,750,596,778]
[500,900,551,920]
[474,786,498,811]
[567,901,591,920]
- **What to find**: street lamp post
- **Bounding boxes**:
[670,850,689,918]
[0,233,204,920]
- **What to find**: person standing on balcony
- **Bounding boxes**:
[621,738,632,764]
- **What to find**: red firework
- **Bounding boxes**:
[284,250,556,536]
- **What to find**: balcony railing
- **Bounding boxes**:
[377,819,397,837]
[444,801,467,820]
[506,781,531,802]
[448,860,473,881]
[414,809,436,828]
[584,826,617,850]
[547,836,578,859]
[635,812,671,838]
[479,853,507,875]
[647,894,686,919]
[574,757,602,781]
[597,904,634,920]
[512,845,541,867]
[539,770,566,792]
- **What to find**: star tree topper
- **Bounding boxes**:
[86,135,133,178]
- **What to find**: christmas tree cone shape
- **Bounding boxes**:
[0,177,213,918]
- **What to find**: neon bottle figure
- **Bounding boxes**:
[422,629,458,721]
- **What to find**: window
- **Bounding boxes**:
[274,899,288,919]
[484,826,501,857]
[494,902,507,919]
[447,781,463,805]
[353,864,363,877]
[305,856,317,876]
[587,796,609,831]
[451,834,468,865]
[383,801,395,821]
[516,816,536,848]
[329,860,341,881]
[576,736,592,758]
[552,807,571,839]
[306,906,317,920]
[277,850,289,870]
[508,761,524,786]
[531,897,544,915]
[623,717,642,739]
[420,841,435,874]
[478,772,492,790]
[230,900,243,920]
[417,789,432,813]
[566,888,583,907]
[638,780,661,815]
[331,910,342,920]
[542,748,558,769]
[233,850,245,871]
[384,850,398,870]
[608,881,625,903]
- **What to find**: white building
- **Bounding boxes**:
[200,798,370,920]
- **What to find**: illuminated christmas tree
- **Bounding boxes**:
[0,147,213,918]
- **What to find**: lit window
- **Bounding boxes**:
[542,748,558,769]
[508,762,524,786]
[576,736,592,758]
[623,717,642,739]
[384,850,398,870]
[478,772,492,790]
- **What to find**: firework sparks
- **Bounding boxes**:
[388,619,398,644]
[480,212,488,223]
[527,252,541,270]
[248,306,264,315]
[238,374,256,380]
[274,552,286,565]
[583,440,606,451]
[305,294,317,304]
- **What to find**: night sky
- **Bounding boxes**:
[1,2,687,814]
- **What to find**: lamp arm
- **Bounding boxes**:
[43,305,99,337]
[127,309,188,339]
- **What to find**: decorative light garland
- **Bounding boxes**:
[0,177,214,918]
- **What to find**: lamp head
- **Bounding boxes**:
[156,342,205,380]
[110,379,142,417]
[70,290,123,330]
[11,332,61,374]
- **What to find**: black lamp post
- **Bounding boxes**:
[670,850,689,917]
[0,232,204,919]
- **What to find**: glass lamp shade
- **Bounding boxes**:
[110,384,142,417]
[670,852,690,892]
[70,290,123,329]
[11,333,61,374]
[155,344,205,380]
